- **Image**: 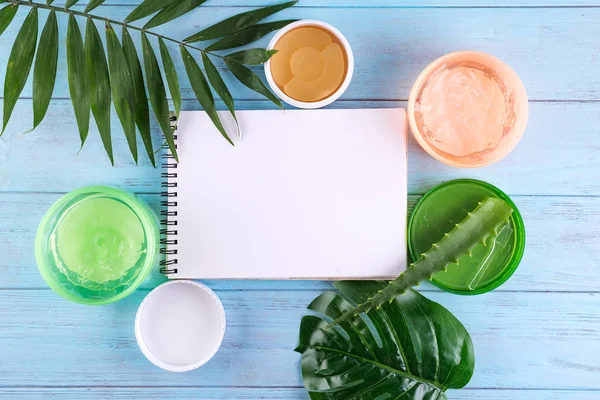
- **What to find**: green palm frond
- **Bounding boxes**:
[0,0,296,165]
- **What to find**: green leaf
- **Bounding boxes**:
[106,22,137,163]
[64,0,80,9]
[184,0,297,43]
[144,0,207,30]
[296,283,475,399]
[46,0,54,4]
[32,10,58,131]
[0,4,18,38]
[85,0,106,13]
[181,46,233,146]
[206,20,297,52]
[2,6,37,136]
[124,0,175,23]
[142,33,178,161]
[225,59,282,109]
[158,37,181,118]
[122,27,154,167]
[202,53,238,137]
[66,14,90,147]
[85,18,113,165]
[225,48,277,65]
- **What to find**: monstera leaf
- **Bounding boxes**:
[296,281,475,399]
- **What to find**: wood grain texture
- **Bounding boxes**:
[1,6,600,103]
[0,290,598,389]
[1,193,599,291]
[1,100,599,195]
[0,0,598,398]
[0,388,599,400]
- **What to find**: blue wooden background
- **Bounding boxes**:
[1,0,599,399]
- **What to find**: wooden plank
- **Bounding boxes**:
[1,192,600,291]
[0,6,599,102]
[0,100,599,195]
[0,290,597,388]
[0,388,599,399]
[23,1,600,8]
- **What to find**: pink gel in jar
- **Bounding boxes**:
[408,51,528,168]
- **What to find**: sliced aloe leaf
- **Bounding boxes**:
[184,1,297,43]
[32,10,58,131]
[225,48,277,65]
[206,20,296,52]
[0,3,18,37]
[125,0,175,23]
[202,53,238,137]
[158,37,181,118]
[64,0,80,9]
[85,0,106,13]
[66,14,90,147]
[142,33,178,161]
[122,27,154,166]
[181,46,233,145]
[225,59,282,109]
[2,7,37,136]
[85,18,113,164]
[144,0,207,30]
[106,22,137,164]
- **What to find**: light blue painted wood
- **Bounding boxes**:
[0,1,598,398]
[1,100,599,195]
[0,290,598,388]
[1,193,599,291]
[0,388,599,400]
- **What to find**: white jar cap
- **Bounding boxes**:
[135,280,226,372]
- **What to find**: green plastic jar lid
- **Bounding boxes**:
[35,186,159,305]
[408,179,525,295]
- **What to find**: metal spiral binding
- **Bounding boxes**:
[159,116,179,275]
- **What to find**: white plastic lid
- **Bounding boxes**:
[135,280,226,372]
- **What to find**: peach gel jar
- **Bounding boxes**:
[408,51,528,168]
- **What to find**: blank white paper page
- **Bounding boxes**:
[171,108,407,279]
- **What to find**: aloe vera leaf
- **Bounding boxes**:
[327,197,514,328]
[184,0,297,43]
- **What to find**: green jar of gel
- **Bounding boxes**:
[35,186,159,305]
[408,179,525,295]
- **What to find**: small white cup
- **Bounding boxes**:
[264,20,354,109]
[135,280,226,372]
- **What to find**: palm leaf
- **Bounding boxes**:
[201,53,238,138]
[106,22,137,163]
[184,0,297,43]
[141,33,178,162]
[125,0,176,23]
[206,20,297,52]
[181,46,233,145]
[32,10,58,131]
[66,14,90,147]
[85,18,113,164]
[84,0,106,13]
[296,282,475,399]
[0,3,18,37]
[2,6,37,136]
[225,60,282,109]
[225,48,277,65]
[144,0,207,30]
[122,27,154,166]
[158,37,181,118]
[64,0,80,9]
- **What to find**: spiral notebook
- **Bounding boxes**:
[161,108,407,279]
